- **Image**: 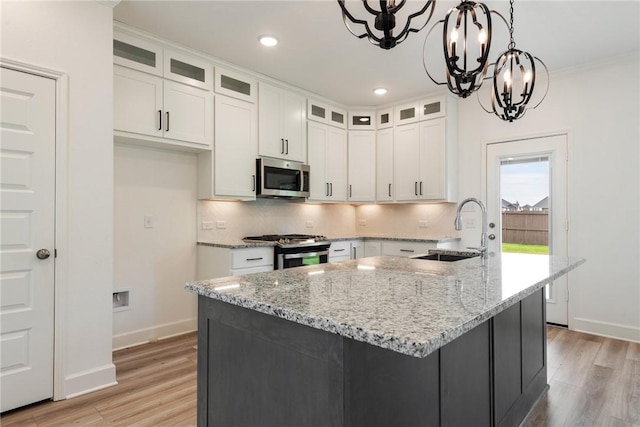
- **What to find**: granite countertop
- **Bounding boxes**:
[197,235,461,249]
[185,253,585,358]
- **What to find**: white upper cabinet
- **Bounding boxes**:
[113,28,213,151]
[114,30,163,76]
[394,116,455,202]
[114,65,213,149]
[163,48,212,91]
[114,30,213,91]
[258,82,306,162]
[348,131,376,202]
[420,95,446,121]
[348,111,375,130]
[307,121,347,202]
[395,102,420,125]
[377,108,394,129]
[376,127,394,202]
[215,67,257,103]
[198,95,257,200]
[307,99,347,129]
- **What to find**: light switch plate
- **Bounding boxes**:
[144,215,153,229]
[201,221,213,230]
[216,220,226,229]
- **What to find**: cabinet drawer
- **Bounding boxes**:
[329,241,351,256]
[231,247,274,269]
[381,241,435,257]
[231,265,274,276]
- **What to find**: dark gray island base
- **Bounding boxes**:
[187,254,585,427]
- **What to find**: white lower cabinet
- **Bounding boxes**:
[114,65,212,150]
[381,241,437,257]
[364,241,381,257]
[198,95,257,200]
[329,241,351,263]
[329,240,364,263]
[197,246,273,280]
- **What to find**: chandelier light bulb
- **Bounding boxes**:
[478,28,487,44]
[523,70,533,83]
[450,28,459,42]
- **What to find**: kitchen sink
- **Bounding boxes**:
[412,253,480,262]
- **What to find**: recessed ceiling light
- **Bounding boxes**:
[259,35,278,47]
[373,88,388,95]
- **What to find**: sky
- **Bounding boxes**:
[500,159,549,207]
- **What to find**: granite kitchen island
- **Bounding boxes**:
[186,253,585,427]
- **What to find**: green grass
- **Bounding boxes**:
[502,243,549,255]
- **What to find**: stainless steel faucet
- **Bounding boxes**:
[454,197,488,257]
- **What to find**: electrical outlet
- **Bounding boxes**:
[419,220,429,228]
[201,221,213,230]
[359,219,367,226]
[216,220,226,229]
[144,215,153,229]
[306,220,313,228]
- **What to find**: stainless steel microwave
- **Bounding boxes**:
[256,158,310,199]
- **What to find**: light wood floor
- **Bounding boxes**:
[2,327,639,426]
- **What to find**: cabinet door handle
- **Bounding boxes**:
[420,181,423,196]
[281,138,285,154]
[333,248,346,252]
[166,111,170,132]
[400,249,415,253]
[349,184,352,198]
[158,110,162,131]
[388,183,392,197]
[252,174,256,192]
[285,139,289,155]
[330,182,333,197]
[246,257,263,261]
[414,182,418,196]
[326,182,329,197]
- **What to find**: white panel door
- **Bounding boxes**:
[1,67,56,412]
[486,135,569,325]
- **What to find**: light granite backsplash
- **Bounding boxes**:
[197,200,460,241]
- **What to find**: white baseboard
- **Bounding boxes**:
[572,317,640,343]
[64,364,117,399]
[112,318,197,351]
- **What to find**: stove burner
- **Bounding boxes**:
[243,234,328,246]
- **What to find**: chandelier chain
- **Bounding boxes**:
[509,0,515,49]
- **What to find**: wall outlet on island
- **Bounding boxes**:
[201,221,213,230]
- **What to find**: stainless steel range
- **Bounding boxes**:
[243,234,330,269]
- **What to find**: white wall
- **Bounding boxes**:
[198,199,357,241]
[113,144,198,350]
[457,55,640,342]
[1,1,116,397]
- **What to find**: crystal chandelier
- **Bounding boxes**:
[423,1,497,98]
[480,0,549,121]
[337,0,436,50]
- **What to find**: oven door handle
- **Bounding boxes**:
[282,250,329,260]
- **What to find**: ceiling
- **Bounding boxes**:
[113,1,640,107]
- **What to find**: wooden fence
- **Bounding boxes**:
[501,211,549,246]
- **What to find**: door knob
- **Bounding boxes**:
[36,249,51,260]
[489,222,496,228]
[488,234,496,241]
